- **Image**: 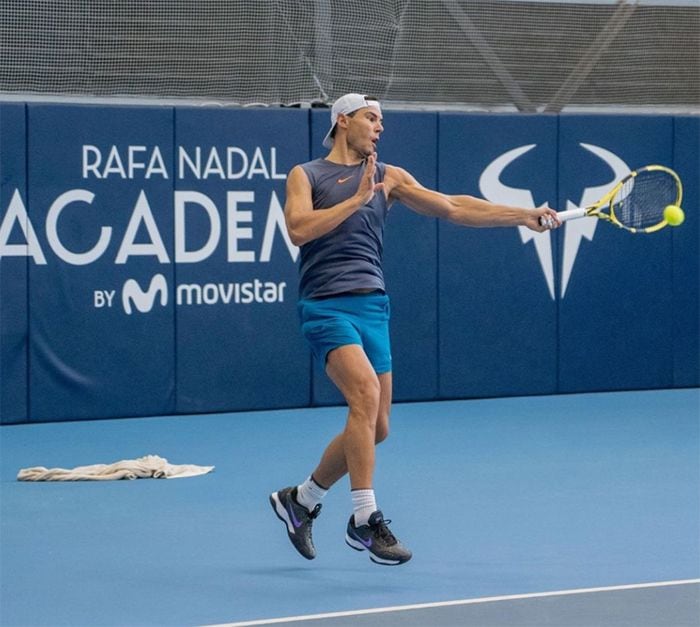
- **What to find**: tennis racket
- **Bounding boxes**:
[541,165,683,234]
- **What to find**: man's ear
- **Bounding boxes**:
[336,113,350,131]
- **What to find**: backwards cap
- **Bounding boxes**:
[322,94,382,149]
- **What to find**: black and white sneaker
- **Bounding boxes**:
[270,487,322,560]
[345,510,412,565]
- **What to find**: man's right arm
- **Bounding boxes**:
[284,157,384,247]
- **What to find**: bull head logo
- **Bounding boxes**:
[479,144,630,299]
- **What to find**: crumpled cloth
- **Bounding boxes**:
[17,455,214,481]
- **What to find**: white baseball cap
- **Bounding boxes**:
[322,93,382,149]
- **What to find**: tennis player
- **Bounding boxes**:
[270,94,560,566]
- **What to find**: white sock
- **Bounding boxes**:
[351,489,377,527]
[295,476,328,512]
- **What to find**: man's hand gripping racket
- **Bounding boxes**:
[541,165,684,233]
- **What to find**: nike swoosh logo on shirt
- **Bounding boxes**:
[337,176,354,184]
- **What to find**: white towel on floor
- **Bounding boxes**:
[17,455,214,481]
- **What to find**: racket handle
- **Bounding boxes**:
[554,208,587,222]
[538,208,587,226]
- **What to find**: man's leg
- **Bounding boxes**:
[320,345,410,565]
[269,344,381,560]
[313,356,391,489]
[271,339,409,564]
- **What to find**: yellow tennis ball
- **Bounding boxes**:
[664,205,685,226]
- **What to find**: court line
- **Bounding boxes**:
[203,579,700,627]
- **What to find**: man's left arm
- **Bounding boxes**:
[385,165,558,232]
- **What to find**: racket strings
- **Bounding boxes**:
[612,170,679,229]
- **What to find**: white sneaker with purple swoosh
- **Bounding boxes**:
[270,486,322,560]
[345,510,412,565]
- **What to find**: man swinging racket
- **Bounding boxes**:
[270,93,560,566]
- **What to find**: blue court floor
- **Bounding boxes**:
[1,389,698,626]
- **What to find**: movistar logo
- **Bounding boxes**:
[479,143,630,300]
[115,273,287,315]
[122,274,168,314]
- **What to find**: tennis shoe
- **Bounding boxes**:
[345,510,412,565]
[270,486,322,560]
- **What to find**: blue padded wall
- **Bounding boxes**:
[174,107,310,412]
[1,103,697,424]
[557,115,674,393]
[0,104,28,423]
[381,111,439,403]
[26,105,176,421]
[438,113,559,399]
[672,116,700,387]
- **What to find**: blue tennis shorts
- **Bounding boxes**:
[298,292,392,374]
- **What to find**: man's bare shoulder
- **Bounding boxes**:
[383,163,410,180]
[287,164,312,185]
[383,163,421,197]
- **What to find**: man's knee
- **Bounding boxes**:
[347,375,381,422]
[344,373,381,429]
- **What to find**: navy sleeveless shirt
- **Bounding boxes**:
[297,158,389,299]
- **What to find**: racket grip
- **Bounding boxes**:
[554,208,587,222]
[538,208,586,226]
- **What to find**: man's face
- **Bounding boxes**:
[342,106,383,157]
